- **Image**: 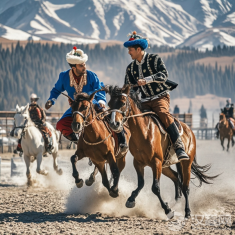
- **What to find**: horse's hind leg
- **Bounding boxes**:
[95,162,110,192]
[151,158,173,219]
[52,152,63,175]
[71,154,83,188]
[126,159,144,208]
[85,166,98,186]
[162,166,182,201]
[232,137,234,147]
[36,152,48,175]
[24,155,32,186]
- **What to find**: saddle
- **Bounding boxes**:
[144,111,184,168]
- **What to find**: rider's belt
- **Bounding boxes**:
[141,91,169,103]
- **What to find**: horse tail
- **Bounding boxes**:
[191,156,219,187]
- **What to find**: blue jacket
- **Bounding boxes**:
[48,69,106,119]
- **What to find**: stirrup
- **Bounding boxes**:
[175,148,189,161]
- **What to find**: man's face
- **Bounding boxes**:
[74,63,86,75]
[128,47,141,60]
[31,99,37,104]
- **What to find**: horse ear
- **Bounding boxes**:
[16,104,20,112]
[122,84,131,94]
[22,103,29,114]
[89,88,104,102]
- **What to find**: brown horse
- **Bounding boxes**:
[69,90,131,198]
[107,85,217,218]
[219,113,234,151]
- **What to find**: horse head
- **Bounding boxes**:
[70,89,104,133]
[219,113,226,122]
[13,104,30,138]
[107,84,131,132]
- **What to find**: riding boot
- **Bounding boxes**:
[14,138,23,154]
[64,132,78,144]
[117,129,128,154]
[44,135,54,154]
[166,122,189,161]
[228,119,235,130]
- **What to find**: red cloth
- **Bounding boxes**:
[56,117,74,136]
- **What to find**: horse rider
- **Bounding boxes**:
[13,93,53,154]
[216,100,235,138]
[45,47,128,153]
[122,31,189,161]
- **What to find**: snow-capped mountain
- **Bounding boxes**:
[0,0,234,49]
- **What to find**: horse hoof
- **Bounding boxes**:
[27,180,33,187]
[166,210,174,219]
[109,189,119,198]
[56,169,63,175]
[76,179,84,188]
[126,200,135,208]
[37,170,48,176]
[185,213,191,219]
[85,178,95,186]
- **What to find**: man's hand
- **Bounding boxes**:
[137,79,146,86]
[45,100,52,110]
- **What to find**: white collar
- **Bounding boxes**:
[136,52,147,65]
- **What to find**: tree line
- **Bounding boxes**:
[0,41,234,111]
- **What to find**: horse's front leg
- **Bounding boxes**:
[151,158,173,219]
[220,137,225,150]
[85,165,99,186]
[52,152,63,175]
[36,152,48,175]
[227,138,230,152]
[107,152,120,198]
[70,154,84,188]
[24,155,32,186]
[126,159,144,208]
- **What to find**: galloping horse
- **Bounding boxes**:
[69,90,130,198]
[219,113,234,151]
[12,104,62,186]
[107,85,217,218]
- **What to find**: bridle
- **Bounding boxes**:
[109,92,155,126]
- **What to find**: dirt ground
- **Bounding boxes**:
[0,141,235,234]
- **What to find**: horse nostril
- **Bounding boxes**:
[116,122,120,127]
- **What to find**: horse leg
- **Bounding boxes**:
[232,136,234,147]
[116,156,126,173]
[95,162,110,192]
[85,166,98,186]
[36,152,48,175]
[126,159,144,208]
[24,155,32,186]
[107,153,120,198]
[52,152,63,175]
[220,137,225,150]
[162,166,182,201]
[151,158,173,219]
[181,161,191,218]
[227,138,230,152]
[70,154,84,188]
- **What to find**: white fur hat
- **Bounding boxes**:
[66,46,88,64]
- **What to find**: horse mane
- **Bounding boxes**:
[109,85,142,110]
[74,92,90,102]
